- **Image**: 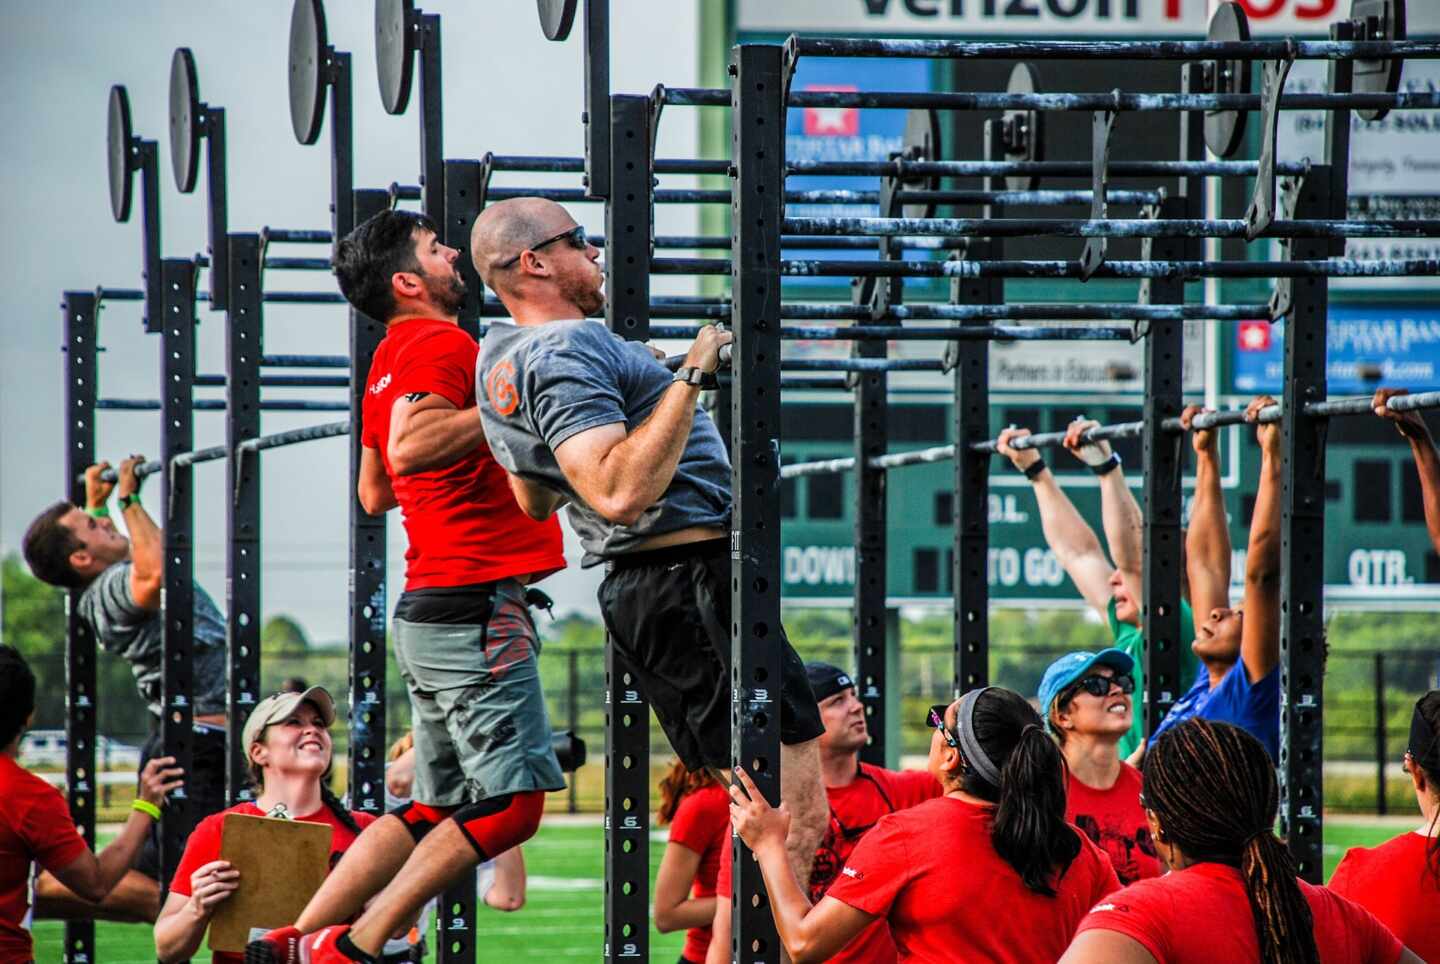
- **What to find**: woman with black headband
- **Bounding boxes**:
[1062,718,1420,964]
[728,686,1119,963]
[1329,690,1440,962]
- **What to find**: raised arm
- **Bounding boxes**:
[1181,405,1232,618]
[1373,387,1440,555]
[113,456,163,611]
[1064,417,1143,584]
[552,325,730,526]
[1239,396,1282,683]
[357,445,397,515]
[386,393,486,477]
[997,427,1116,616]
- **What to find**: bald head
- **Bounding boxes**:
[470,197,573,292]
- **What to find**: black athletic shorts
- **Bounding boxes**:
[596,538,824,770]
[136,722,229,887]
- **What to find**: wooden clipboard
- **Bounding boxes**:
[208,812,333,952]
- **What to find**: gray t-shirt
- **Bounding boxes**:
[76,562,229,717]
[477,319,730,564]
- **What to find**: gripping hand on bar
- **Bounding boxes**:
[663,324,734,374]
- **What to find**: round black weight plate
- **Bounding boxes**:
[108,85,135,223]
[899,109,942,219]
[169,47,201,193]
[1003,63,1044,191]
[1204,2,1251,158]
[1351,0,1406,122]
[375,0,415,115]
[537,0,578,41]
[289,0,328,145]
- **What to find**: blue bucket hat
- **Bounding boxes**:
[1036,648,1135,732]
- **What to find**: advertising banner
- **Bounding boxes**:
[1231,311,1440,394]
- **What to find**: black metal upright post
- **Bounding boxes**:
[1137,195,1187,737]
[583,0,611,198]
[1277,169,1332,883]
[225,234,263,804]
[202,106,229,310]
[328,49,355,259]
[601,93,652,963]
[159,259,199,888]
[444,160,484,327]
[139,140,163,333]
[347,190,391,818]
[853,317,887,763]
[730,43,784,964]
[418,13,444,227]
[61,291,98,964]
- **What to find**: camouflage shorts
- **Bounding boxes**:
[391,579,565,806]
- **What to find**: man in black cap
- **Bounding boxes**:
[707,661,942,964]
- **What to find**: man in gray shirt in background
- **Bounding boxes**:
[472,197,828,884]
[22,455,229,916]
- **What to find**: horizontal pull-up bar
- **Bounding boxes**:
[96,398,349,412]
[261,354,350,368]
[786,36,1440,62]
[86,420,349,483]
[193,374,348,388]
[784,217,1440,240]
[652,257,1440,280]
[261,228,333,245]
[786,159,1309,178]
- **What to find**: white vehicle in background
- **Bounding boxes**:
[19,729,143,769]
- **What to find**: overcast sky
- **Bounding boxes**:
[0,1,703,643]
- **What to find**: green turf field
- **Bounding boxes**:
[27,818,1412,962]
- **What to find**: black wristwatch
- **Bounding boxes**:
[672,366,719,390]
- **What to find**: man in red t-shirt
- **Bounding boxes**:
[250,211,567,964]
[706,662,941,964]
[0,645,182,962]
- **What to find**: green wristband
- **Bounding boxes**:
[119,493,142,511]
[132,799,162,821]
[86,505,110,519]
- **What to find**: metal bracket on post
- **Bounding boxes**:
[1137,202,1186,737]
[601,94,653,963]
[731,43,786,964]
[1079,108,1117,281]
[62,291,99,964]
[1277,177,1332,886]
[347,190,390,823]
[225,234,263,804]
[159,258,199,888]
[1245,49,1297,241]
[582,0,611,198]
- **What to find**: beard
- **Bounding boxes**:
[559,265,606,317]
[420,266,467,316]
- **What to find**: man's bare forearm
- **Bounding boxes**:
[507,473,569,520]
[592,384,700,521]
[1189,448,1231,581]
[391,407,486,476]
[1031,473,1106,564]
[1410,431,1440,553]
[1099,470,1143,577]
[123,505,164,585]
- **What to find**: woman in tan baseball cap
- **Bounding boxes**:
[154,687,377,964]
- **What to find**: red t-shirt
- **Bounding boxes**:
[1065,763,1160,885]
[1077,861,1404,964]
[717,766,944,964]
[360,317,564,590]
[169,801,378,964]
[0,754,89,961]
[827,796,1120,964]
[667,782,731,963]
[1329,831,1438,962]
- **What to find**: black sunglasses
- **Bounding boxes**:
[927,704,958,748]
[1067,672,1136,699]
[496,224,588,269]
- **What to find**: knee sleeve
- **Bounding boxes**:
[453,790,545,860]
[391,800,458,844]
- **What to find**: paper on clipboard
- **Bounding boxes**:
[208,812,332,952]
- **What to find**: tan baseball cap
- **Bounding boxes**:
[241,685,337,749]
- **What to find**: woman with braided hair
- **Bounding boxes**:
[1329,690,1440,961]
[1061,718,1420,964]
[728,686,1120,963]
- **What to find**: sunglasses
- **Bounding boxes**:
[927,704,958,748]
[1066,672,1135,699]
[496,224,588,269]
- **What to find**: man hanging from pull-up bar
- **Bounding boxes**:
[21,455,228,921]
[249,208,568,964]
[469,197,830,891]
[995,417,1200,761]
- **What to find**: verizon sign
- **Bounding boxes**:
[738,0,1439,37]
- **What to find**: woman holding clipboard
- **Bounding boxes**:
[154,687,375,964]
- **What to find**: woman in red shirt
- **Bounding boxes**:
[1039,648,1160,885]
[728,686,1120,963]
[153,687,376,964]
[1063,718,1421,964]
[1329,691,1440,962]
[653,759,729,964]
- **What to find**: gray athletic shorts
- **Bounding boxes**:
[391,578,565,806]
